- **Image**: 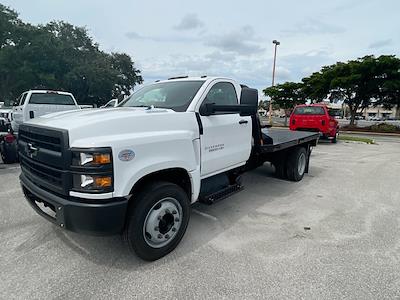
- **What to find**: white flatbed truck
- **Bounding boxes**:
[18,77,319,261]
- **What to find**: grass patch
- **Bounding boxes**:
[338,135,375,144]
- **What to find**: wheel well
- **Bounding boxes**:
[129,168,192,200]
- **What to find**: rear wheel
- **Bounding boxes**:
[274,160,287,179]
[123,181,190,261]
[332,130,338,143]
[286,147,307,181]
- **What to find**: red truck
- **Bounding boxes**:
[289,104,339,143]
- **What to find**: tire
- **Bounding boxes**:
[123,181,190,261]
[274,161,287,179]
[0,141,18,164]
[332,131,338,143]
[286,147,307,182]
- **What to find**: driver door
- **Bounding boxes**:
[199,81,252,177]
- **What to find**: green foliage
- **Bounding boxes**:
[0,4,143,106]
[263,82,305,109]
[263,82,305,125]
[369,123,400,133]
[264,54,400,126]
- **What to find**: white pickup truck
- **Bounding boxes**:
[19,77,319,261]
[11,90,80,133]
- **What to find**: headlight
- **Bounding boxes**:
[72,150,112,166]
[71,148,113,193]
[73,174,113,191]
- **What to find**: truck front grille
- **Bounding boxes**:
[18,124,70,196]
[19,130,62,152]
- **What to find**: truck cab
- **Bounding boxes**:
[19,77,319,261]
[11,90,80,133]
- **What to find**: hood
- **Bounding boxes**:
[27,107,173,130]
[25,107,195,146]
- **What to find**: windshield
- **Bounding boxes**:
[328,108,341,117]
[294,106,325,115]
[29,93,76,105]
[120,81,205,112]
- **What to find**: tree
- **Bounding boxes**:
[301,66,334,103]
[374,55,400,118]
[0,4,143,106]
[263,82,305,126]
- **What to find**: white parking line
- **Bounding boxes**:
[192,209,218,221]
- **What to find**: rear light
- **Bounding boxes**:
[4,134,15,143]
[329,120,336,126]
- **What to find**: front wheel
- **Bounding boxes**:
[123,181,190,261]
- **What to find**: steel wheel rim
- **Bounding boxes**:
[298,152,306,175]
[143,197,183,248]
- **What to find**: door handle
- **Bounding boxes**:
[239,120,248,124]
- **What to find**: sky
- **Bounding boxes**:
[3,0,399,98]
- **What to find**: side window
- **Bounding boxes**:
[203,82,238,106]
[19,93,27,106]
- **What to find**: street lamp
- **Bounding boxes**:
[269,39,280,125]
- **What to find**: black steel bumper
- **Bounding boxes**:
[20,173,128,235]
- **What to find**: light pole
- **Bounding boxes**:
[269,39,280,125]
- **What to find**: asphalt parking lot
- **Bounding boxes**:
[1,136,400,299]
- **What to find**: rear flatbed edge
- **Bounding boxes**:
[260,128,319,153]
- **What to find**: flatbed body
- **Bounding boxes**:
[260,128,319,153]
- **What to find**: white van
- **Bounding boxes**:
[11,90,80,132]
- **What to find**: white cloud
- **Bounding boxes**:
[173,13,204,31]
[205,25,264,55]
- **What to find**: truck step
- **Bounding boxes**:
[200,183,243,205]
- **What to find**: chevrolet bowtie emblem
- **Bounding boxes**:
[27,142,39,157]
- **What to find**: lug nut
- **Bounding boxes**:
[175,218,180,222]
[172,210,177,214]
[158,215,162,220]
[165,234,170,239]
[172,227,177,232]
[157,234,162,239]
[58,207,62,211]
[60,223,64,227]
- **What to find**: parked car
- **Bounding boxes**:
[0,116,17,164]
[0,108,12,124]
[289,104,339,143]
[11,90,80,133]
[101,98,120,108]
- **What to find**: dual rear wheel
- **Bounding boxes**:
[274,147,308,182]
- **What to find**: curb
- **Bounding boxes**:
[340,130,400,137]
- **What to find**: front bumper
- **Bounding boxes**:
[20,173,128,235]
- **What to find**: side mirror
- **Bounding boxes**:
[199,103,256,116]
[239,105,256,116]
[199,103,215,116]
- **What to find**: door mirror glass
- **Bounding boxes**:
[199,103,215,116]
